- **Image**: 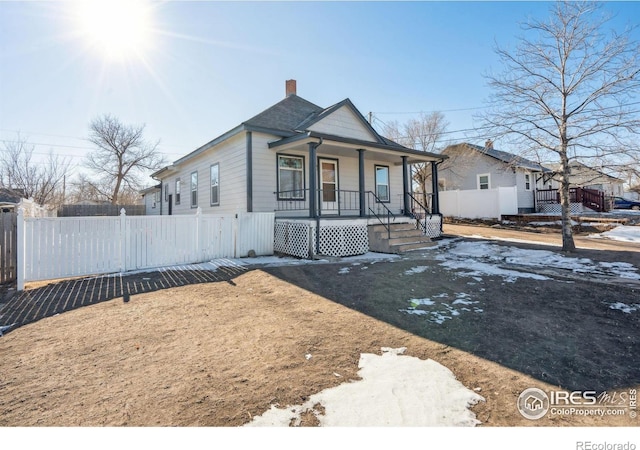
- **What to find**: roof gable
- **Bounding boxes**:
[297,98,382,143]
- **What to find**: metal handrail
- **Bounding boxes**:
[366,191,396,239]
[407,192,431,234]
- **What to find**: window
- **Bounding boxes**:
[278,154,305,199]
[524,173,531,190]
[164,183,168,201]
[375,165,390,202]
[210,163,219,206]
[190,171,198,207]
[175,178,181,205]
[478,174,490,190]
[152,191,159,208]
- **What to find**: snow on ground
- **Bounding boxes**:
[246,347,484,427]
[400,293,483,324]
[608,302,640,314]
[588,225,640,243]
[435,240,640,281]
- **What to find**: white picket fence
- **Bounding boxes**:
[16,209,274,290]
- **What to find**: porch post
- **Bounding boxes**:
[358,149,366,217]
[431,161,440,214]
[402,156,410,216]
[308,142,318,218]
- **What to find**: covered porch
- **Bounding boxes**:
[269,130,445,223]
[269,131,446,258]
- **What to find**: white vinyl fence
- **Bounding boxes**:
[439,186,518,219]
[16,208,274,290]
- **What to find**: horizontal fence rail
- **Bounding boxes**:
[16,209,274,290]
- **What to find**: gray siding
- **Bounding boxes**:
[439,148,516,191]
[144,191,160,215]
[157,133,247,215]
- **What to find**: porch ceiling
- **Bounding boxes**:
[268,132,446,164]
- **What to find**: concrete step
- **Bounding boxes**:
[372,228,424,240]
[388,235,431,245]
[389,240,437,253]
[369,222,417,232]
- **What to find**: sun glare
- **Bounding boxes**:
[74,0,154,61]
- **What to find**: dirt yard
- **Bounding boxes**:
[0,228,638,427]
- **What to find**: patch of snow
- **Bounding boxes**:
[0,324,15,336]
[338,267,350,275]
[588,225,640,243]
[608,302,640,314]
[439,259,549,283]
[437,240,640,281]
[400,293,483,323]
[404,266,429,275]
[246,347,484,427]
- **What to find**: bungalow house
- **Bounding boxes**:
[149,80,446,257]
[141,184,162,215]
[437,141,550,214]
[0,187,52,217]
[544,161,625,198]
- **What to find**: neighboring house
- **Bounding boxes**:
[437,141,550,214]
[141,184,162,215]
[0,187,25,213]
[0,187,53,217]
[149,80,446,257]
[544,161,625,198]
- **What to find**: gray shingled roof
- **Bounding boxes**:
[244,94,408,149]
[450,143,550,172]
[0,187,25,204]
[243,94,323,133]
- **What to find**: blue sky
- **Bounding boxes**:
[1,1,639,184]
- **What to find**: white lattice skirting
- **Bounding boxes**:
[274,221,313,258]
[422,215,443,238]
[538,203,585,214]
[319,225,369,257]
[274,221,369,259]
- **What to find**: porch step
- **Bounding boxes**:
[367,223,434,254]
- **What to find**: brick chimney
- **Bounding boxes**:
[285,79,297,97]
[485,139,494,150]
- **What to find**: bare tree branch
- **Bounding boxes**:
[0,133,70,209]
[85,114,166,204]
[480,1,640,251]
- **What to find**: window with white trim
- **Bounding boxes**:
[175,178,181,205]
[190,171,198,208]
[375,165,390,202]
[524,173,531,190]
[478,174,490,190]
[210,163,219,206]
[278,154,305,199]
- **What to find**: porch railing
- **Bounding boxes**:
[535,187,606,212]
[407,192,434,234]
[274,189,399,221]
[366,191,396,239]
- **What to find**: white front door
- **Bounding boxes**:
[319,158,339,215]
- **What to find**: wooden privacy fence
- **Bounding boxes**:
[0,212,17,284]
[16,209,275,290]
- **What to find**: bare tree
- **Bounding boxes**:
[482,1,640,251]
[85,114,165,204]
[0,134,70,209]
[381,112,449,205]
